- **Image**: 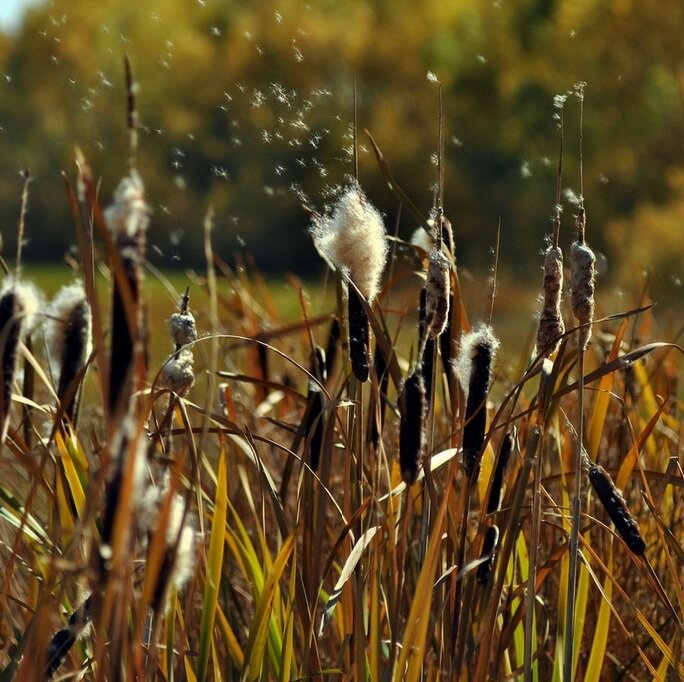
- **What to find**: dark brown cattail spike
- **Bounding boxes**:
[47,283,92,423]
[588,463,645,555]
[476,524,500,584]
[324,316,341,380]
[454,325,499,479]
[105,172,149,414]
[46,596,93,679]
[398,370,426,484]
[487,431,514,515]
[347,285,370,382]
[418,288,435,406]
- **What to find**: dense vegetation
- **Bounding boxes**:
[0,0,682,299]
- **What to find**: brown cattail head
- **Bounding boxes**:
[424,247,451,340]
[398,370,426,484]
[0,279,40,438]
[536,244,565,355]
[46,282,92,421]
[347,284,370,382]
[453,324,499,479]
[588,463,645,555]
[106,171,149,414]
[476,524,500,584]
[570,208,595,352]
[310,182,388,303]
[487,431,514,515]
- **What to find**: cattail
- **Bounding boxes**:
[311,182,388,303]
[424,247,451,340]
[454,325,499,479]
[398,370,426,484]
[570,208,595,352]
[45,596,93,679]
[418,288,435,405]
[0,279,40,441]
[160,349,195,396]
[105,170,149,414]
[45,282,92,422]
[168,309,197,348]
[487,431,514,515]
[139,484,197,610]
[300,347,326,471]
[324,316,341,380]
[536,244,565,355]
[410,226,433,259]
[588,463,645,555]
[311,183,388,382]
[368,341,389,450]
[476,524,500,584]
[347,285,370,381]
[436,210,455,259]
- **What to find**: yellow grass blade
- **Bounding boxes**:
[585,542,613,679]
[197,446,228,681]
[241,530,296,681]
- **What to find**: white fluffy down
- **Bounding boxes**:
[452,324,500,398]
[311,184,388,302]
[0,277,42,332]
[104,170,150,237]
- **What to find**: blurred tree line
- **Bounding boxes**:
[0,0,682,298]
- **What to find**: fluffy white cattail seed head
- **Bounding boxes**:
[160,348,195,396]
[410,227,433,256]
[311,183,388,302]
[169,311,197,347]
[536,245,565,355]
[104,170,149,238]
[424,248,451,339]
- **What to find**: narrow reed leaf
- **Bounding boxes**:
[242,532,296,681]
[197,447,228,681]
[588,464,646,555]
[319,526,379,635]
[398,370,426,484]
[454,324,499,479]
[302,379,324,471]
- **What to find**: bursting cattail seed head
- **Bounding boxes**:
[169,310,197,347]
[160,348,195,396]
[454,324,499,479]
[46,282,92,418]
[398,370,426,484]
[536,244,565,355]
[0,279,41,431]
[105,170,149,238]
[570,210,596,351]
[424,247,451,339]
[310,182,388,303]
[588,463,645,555]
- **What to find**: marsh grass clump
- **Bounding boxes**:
[454,324,499,479]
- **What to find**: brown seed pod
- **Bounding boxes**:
[536,244,565,355]
[424,247,451,340]
[570,209,595,352]
[347,285,370,382]
[588,463,645,555]
[398,370,426,484]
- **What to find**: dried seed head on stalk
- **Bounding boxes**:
[105,170,149,238]
[0,279,41,434]
[310,182,388,302]
[570,209,595,351]
[160,348,195,396]
[536,244,565,355]
[588,463,645,555]
[398,370,426,484]
[46,282,92,417]
[424,247,451,339]
[169,310,197,347]
[453,324,499,479]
